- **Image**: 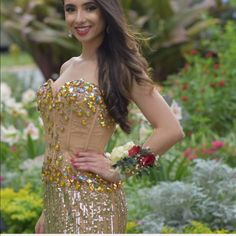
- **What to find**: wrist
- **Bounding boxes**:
[109,142,159,180]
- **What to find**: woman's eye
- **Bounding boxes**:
[86,5,97,12]
[65,6,75,13]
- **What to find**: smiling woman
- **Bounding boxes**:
[35,0,184,234]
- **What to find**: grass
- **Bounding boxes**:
[1,51,34,68]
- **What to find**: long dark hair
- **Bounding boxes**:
[95,0,154,133]
[63,0,154,133]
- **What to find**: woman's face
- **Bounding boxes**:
[64,0,106,44]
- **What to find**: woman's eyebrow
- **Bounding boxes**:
[64,3,75,7]
[64,1,96,7]
[82,1,97,6]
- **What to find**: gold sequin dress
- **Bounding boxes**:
[36,78,127,233]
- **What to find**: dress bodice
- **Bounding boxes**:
[37,78,116,153]
[36,78,120,192]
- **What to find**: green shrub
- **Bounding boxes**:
[0,184,43,233]
[135,159,236,233]
[182,131,236,167]
[161,221,236,234]
[125,221,142,234]
[165,21,236,136]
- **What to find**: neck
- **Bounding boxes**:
[80,34,104,60]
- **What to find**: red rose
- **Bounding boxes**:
[181,96,189,102]
[139,154,156,166]
[214,64,220,70]
[218,80,225,87]
[181,83,189,91]
[205,51,214,58]
[128,145,141,156]
[191,49,198,55]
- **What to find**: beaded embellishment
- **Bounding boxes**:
[36,78,120,192]
[37,78,114,128]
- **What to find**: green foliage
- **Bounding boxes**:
[1,0,220,81]
[1,47,34,67]
[0,184,43,233]
[1,0,80,79]
[1,160,43,192]
[133,159,236,233]
[161,221,236,234]
[165,21,236,136]
[182,130,236,167]
[125,221,142,234]
[1,76,45,162]
[123,0,220,80]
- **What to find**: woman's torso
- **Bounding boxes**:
[36,58,120,192]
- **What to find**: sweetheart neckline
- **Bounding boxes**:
[47,78,100,99]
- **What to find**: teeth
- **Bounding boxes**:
[77,27,90,32]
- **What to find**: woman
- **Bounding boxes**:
[35,0,184,233]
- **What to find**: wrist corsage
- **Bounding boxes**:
[107,141,160,180]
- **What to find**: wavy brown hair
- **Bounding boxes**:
[95,0,155,133]
[63,0,154,133]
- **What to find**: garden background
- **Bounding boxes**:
[1,0,236,233]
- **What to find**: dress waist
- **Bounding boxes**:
[42,149,121,192]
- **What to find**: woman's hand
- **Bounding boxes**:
[35,212,45,233]
[70,151,121,183]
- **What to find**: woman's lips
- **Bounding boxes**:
[75,26,91,36]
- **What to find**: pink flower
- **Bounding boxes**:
[183,148,194,158]
[187,153,198,161]
[212,140,224,149]
[10,145,17,153]
[183,148,199,160]
[201,148,216,155]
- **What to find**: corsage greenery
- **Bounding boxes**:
[106,141,160,180]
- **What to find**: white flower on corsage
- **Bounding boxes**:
[109,141,135,165]
[109,141,159,180]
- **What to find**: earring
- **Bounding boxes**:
[106,26,110,34]
[68,31,73,38]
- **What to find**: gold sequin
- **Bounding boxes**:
[36,78,118,191]
[36,78,127,233]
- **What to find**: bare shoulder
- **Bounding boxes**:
[60,57,77,75]
[131,71,156,100]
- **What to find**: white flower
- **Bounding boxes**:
[5,98,28,116]
[38,117,44,126]
[110,141,135,164]
[170,100,182,120]
[23,122,39,140]
[0,125,20,146]
[4,97,16,107]
[0,82,12,103]
[22,89,36,103]
[20,155,44,170]
[122,141,135,150]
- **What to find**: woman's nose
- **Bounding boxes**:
[74,10,86,24]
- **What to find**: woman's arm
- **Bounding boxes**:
[71,76,185,182]
[131,78,185,156]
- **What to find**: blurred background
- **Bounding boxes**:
[0,0,236,233]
